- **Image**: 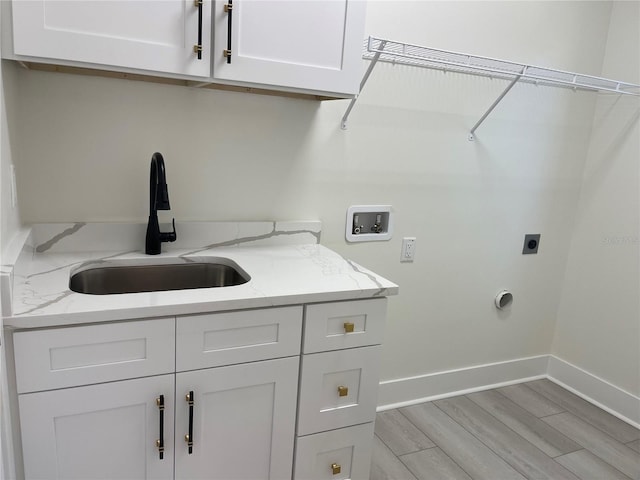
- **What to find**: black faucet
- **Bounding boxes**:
[145,152,177,255]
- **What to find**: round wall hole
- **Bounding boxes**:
[495,291,513,309]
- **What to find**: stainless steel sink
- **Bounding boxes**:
[69,258,250,295]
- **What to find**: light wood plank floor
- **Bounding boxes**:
[372,379,640,480]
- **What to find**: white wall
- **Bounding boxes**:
[1,60,21,254]
[1,5,22,476]
[8,1,618,389]
[552,1,640,396]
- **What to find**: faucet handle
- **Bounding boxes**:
[159,218,177,243]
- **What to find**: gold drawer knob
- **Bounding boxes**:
[331,463,341,475]
[343,322,354,333]
[337,385,348,397]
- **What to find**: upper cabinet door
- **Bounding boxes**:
[11,0,212,77]
[212,0,366,95]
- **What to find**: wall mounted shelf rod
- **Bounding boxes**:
[341,37,640,137]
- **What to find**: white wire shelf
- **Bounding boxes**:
[341,37,640,139]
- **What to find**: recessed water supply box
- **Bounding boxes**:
[345,205,393,243]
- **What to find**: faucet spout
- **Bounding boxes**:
[146,152,177,255]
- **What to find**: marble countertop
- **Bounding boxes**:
[3,222,398,329]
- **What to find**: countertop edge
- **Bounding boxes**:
[4,286,399,330]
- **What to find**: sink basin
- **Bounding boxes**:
[69,258,250,295]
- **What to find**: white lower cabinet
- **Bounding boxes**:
[19,358,299,480]
[19,374,176,480]
[294,299,386,480]
[175,357,299,480]
[14,299,387,480]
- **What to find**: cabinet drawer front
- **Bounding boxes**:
[303,299,386,353]
[297,346,381,436]
[294,422,374,480]
[176,306,302,371]
[14,318,175,394]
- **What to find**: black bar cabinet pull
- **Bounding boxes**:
[224,0,233,63]
[186,391,194,454]
[194,0,203,59]
[156,395,165,460]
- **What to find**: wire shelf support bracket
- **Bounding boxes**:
[341,40,387,130]
[468,69,523,141]
[341,37,640,139]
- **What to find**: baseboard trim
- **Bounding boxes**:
[377,354,640,429]
[377,355,549,411]
[547,355,640,429]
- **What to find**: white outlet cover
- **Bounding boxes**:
[401,237,416,262]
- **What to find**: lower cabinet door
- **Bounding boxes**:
[175,356,299,480]
[19,375,175,480]
[294,423,374,480]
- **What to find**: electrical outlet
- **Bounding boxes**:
[401,237,416,262]
[522,234,541,254]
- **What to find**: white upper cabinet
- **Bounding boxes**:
[212,0,366,95]
[6,0,366,95]
[10,0,212,77]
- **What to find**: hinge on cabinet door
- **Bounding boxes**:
[224,2,232,12]
[193,45,203,54]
